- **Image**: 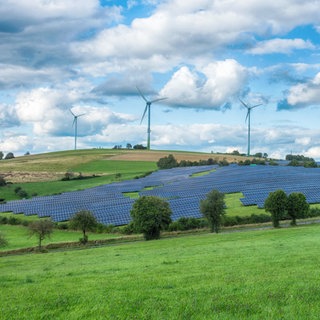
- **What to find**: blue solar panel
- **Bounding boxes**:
[1,164,320,225]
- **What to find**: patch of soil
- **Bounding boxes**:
[1,172,65,183]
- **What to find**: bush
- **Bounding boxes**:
[130,196,172,240]
[0,176,6,186]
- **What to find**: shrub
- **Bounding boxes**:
[130,196,172,240]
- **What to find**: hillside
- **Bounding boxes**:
[0,149,250,183]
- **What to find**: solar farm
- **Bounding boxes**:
[1,164,320,226]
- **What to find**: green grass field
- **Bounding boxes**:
[1,224,320,319]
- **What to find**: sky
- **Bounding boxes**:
[1,0,320,159]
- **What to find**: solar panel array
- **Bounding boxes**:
[0,165,217,225]
[1,164,320,225]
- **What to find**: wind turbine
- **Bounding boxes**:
[239,99,262,157]
[70,109,86,150]
[137,87,167,150]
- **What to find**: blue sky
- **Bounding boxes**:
[1,0,320,159]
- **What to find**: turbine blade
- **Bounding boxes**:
[140,104,148,124]
[72,118,76,126]
[150,97,167,103]
[78,113,86,117]
[245,110,249,123]
[136,86,148,102]
[239,98,249,109]
[70,109,75,117]
[251,103,262,109]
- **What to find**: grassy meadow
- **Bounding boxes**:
[1,224,320,319]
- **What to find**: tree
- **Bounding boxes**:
[126,143,132,149]
[0,232,8,247]
[200,190,225,233]
[287,192,309,226]
[264,190,287,228]
[70,210,97,244]
[157,154,178,169]
[0,151,3,160]
[28,219,54,251]
[4,152,14,160]
[130,196,172,240]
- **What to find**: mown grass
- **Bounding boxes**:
[1,224,320,319]
[0,224,119,251]
[225,192,266,217]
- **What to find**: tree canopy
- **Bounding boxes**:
[200,189,225,233]
[28,219,54,250]
[130,196,172,240]
[287,192,309,226]
[70,210,97,244]
[264,190,288,228]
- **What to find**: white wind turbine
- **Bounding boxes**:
[70,109,86,150]
[136,87,167,150]
[239,99,262,156]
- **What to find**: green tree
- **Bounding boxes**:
[130,196,172,240]
[0,232,8,247]
[200,190,225,233]
[264,189,287,228]
[0,151,3,160]
[28,219,54,251]
[4,152,14,160]
[157,154,178,169]
[70,210,97,244]
[287,192,309,226]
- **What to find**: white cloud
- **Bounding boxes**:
[285,72,320,107]
[160,60,248,108]
[249,38,315,55]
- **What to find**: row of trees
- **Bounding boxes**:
[0,152,15,160]
[0,210,99,251]
[264,190,309,227]
[157,154,229,169]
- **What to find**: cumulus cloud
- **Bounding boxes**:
[13,87,136,137]
[249,38,315,55]
[160,60,248,109]
[277,72,320,110]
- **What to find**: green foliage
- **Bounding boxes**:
[264,189,288,228]
[4,152,14,160]
[200,189,225,233]
[69,210,98,244]
[130,196,172,240]
[168,217,207,231]
[287,192,309,225]
[28,219,54,250]
[286,154,318,168]
[0,232,8,247]
[157,154,178,169]
[223,213,271,226]
[0,175,6,186]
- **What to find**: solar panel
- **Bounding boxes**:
[1,164,320,225]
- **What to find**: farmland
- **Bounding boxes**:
[1,149,320,319]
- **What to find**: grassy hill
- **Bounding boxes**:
[1,224,320,319]
[0,148,250,183]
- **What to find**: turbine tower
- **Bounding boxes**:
[70,109,86,150]
[137,87,167,150]
[239,99,262,157]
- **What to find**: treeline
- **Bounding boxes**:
[0,152,15,160]
[157,154,229,169]
[286,154,318,168]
